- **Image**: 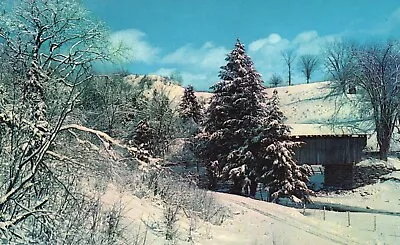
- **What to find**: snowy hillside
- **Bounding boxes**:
[197,81,363,125]
[125,76,355,125]
[126,76,395,151]
[124,74,185,105]
[123,75,400,153]
[197,81,400,151]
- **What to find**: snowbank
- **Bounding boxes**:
[314,180,400,213]
[357,157,400,170]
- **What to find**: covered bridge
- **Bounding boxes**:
[289,124,368,189]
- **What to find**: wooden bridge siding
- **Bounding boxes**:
[293,136,367,165]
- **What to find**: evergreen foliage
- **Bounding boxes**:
[199,39,266,192]
[179,85,202,124]
[262,90,313,203]
[197,39,313,202]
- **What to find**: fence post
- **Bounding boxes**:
[303,203,306,215]
[323,206,326,221]
[347,211,351,227]
[373,215,377,232]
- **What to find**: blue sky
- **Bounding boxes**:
[84,0,400,90]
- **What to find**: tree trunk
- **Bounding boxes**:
[377,126,391,161]
[230,176,243,195]
[249,181,258,198]
[206,169,217,190]
[379,143,389,161]
[340,80,346,93]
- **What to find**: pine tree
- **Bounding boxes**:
[200,39,266,192]
[262,90,313,203]
[179,85,202,123]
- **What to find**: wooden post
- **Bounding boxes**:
[373,215,377,232]
[303,203,306,215]
[323,206,326,221]
[347,211,351,227]
[259,183,263,201]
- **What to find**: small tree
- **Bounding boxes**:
[298,55,319,83]
[282,50,296,86]
[269,74,284,87]
[179,85,202,124]
[266,141,313,203]
[141,89,179,157]
[80,74,143,137]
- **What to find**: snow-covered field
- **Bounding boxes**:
[100,180,400,245]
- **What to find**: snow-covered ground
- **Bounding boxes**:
[313,180,400,212]
[311,157,400,212]
[357,157,400,170]
[98,177,400,245]
[214,192,400,245]
[313,179,400,213]
[96,155,400,245]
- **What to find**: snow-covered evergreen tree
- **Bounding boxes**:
[196,40,313,201]
[200,39,266,192]
[179,85,202,123]
[262,90,313,203]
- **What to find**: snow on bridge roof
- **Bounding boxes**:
[288,124,370,137]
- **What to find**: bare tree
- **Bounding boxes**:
[324,40,358,93]
[80,74,144,138]
[142,88,180,157]
[350,41,400,160]
[281,50,296,86]
[326,40,400,161]
[0,0,128,242]
[298,55,319,83]
[269,74,284,87]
